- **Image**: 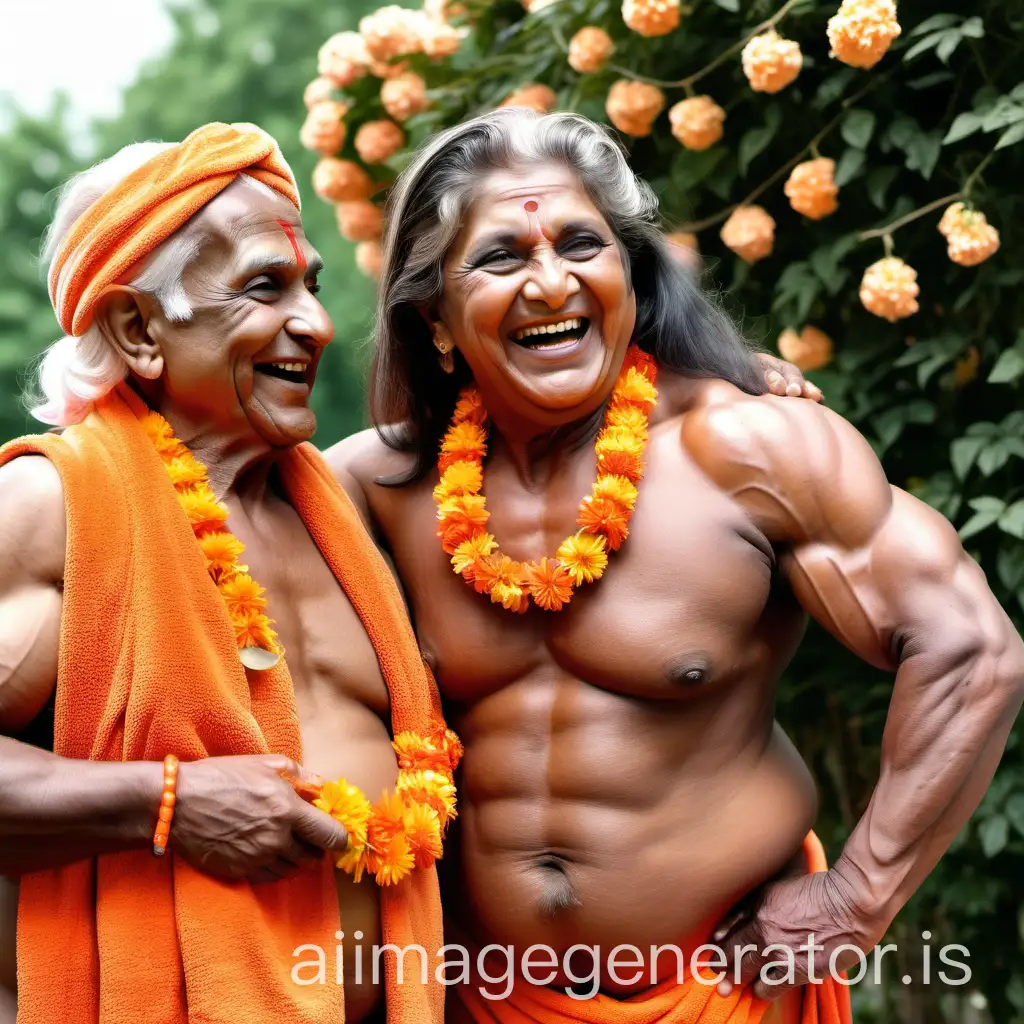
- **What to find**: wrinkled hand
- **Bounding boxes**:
[712,868,872,1002]
[170,754,348,884]
[755,353,824,402]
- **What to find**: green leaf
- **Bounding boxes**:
[841,108,877,149]
[982,98,1024,132]
[951,436,987,479]
[998,546,1024,592]
[936,29,964,64]
[978,441,1013,476]
[960,16,985,38]
[999,501,1024,540]
[969,496,1008,514]
[737,107,782,176]
[979,814,1009,857]
[943,111,984,144]
[833,148,866,187]
[866,166,899,209]
[904,132,943,179]
[996,122,1024,150]
[670,147,727,192]
[989,347,1024,383]
[711,0,740,10]
[908,13,962,36]
[904,29,951,63]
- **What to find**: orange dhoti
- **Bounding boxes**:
[453,834,853,1024]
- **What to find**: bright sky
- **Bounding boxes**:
[0,0,175,149]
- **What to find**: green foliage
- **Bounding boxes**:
[0,0,383,448]
[335,0,1024,1018]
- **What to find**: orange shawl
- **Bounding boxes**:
[454,834,852,1024]
[0,386,444,1023]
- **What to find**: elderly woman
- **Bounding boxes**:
[328,109,1023,1023]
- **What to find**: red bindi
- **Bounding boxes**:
[275,219,307,272]
[524,200,538,212]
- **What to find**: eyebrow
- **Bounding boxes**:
[237,252,325,278]
[464,219,606,262]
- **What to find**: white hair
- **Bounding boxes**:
[29,144,279,426]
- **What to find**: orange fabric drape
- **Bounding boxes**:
[49,121,300,336]
[454,833,853,1024]
[0,385,444,1024]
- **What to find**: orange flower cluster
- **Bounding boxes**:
[318,31,372,88]
[355,119,406,164]
[299,101,349,157]
[142,411,281,667]
[784,158,839,220]
[720,205,776,263]
[314,722,463,886]
[741,29,803,93]
[827,0,901,70]
[336,200,385,243]
[312,158,374,203]
[669,96,726,151]
[859,256,919,322]
[381,71,429,122]
[606,80,666,137]
[778,325,834,372]
[434,348,658,613]
[568,27,614,74]
[622,0,681,38]
[938,202,1001,267]
[501,84,558,113]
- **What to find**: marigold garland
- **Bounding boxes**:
[434,346,658,612]
[142,410,281,667]
[144,410,464,885]
[313,723,463,885]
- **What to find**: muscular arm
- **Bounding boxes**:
[688,394,1024,943]
[0,458,161,874]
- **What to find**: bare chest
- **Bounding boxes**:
[371,429,794,704]
[225,500,392,782]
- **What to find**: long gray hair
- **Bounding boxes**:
[370,107,764,481]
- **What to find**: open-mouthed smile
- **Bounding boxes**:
[510,317,590,348]
[254,359,310,385]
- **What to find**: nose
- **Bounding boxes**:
[521,250,581,309]
[286,290,334,350]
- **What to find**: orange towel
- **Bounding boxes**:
[49,121,300,336]
[453,833,852,1024]
[0,385,444,1024]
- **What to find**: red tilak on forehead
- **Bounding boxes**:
[275,219,307,271]
[522,199,553,243]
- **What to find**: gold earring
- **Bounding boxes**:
[434,323,454,374]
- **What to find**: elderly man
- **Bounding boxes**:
[0,123,449,1024]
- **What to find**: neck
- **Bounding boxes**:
[488,406,605,489]
[129,379,278,501]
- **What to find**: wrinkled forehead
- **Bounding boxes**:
[452,163,610,252]
[183,183,318,278]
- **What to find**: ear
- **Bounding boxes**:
[414,301,441,335]
[92,286,165,380]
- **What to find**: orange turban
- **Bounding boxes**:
[49,121,301,337]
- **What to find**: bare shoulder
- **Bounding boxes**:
[0,456,66,588]
[322,427,419,497]
[679,380,891,544]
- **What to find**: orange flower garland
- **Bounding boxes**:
[142,410,281,668]
[435,347,658,612]
[144,409,463,885]
[313,722,463,885]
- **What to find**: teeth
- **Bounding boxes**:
[512,317,582,342]
[269,361,304,373]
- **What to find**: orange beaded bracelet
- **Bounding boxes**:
[152,754,179,857]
